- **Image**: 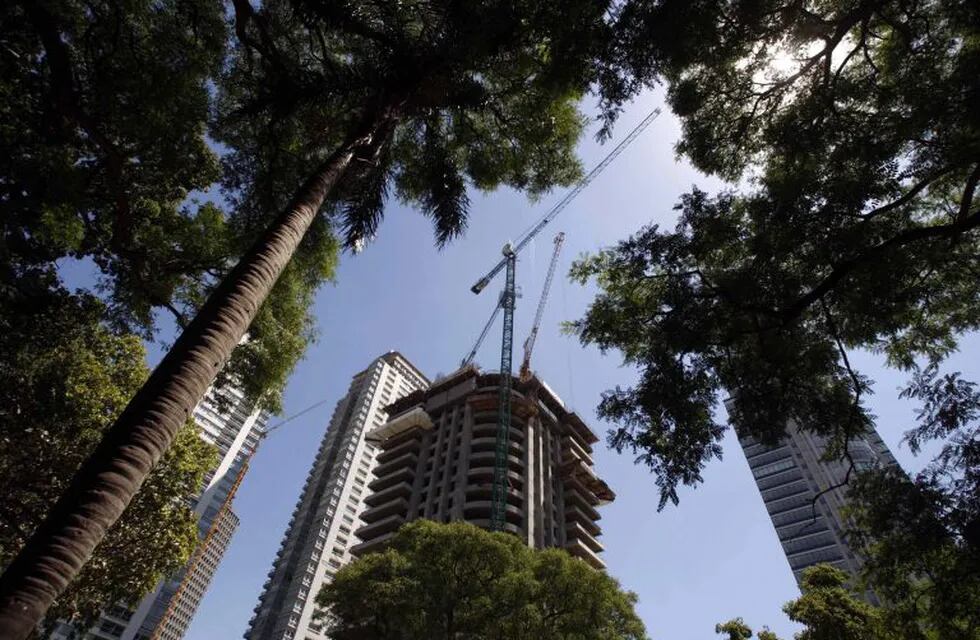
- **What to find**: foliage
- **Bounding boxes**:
[216,0,615,251]
[0,0,226,331]
[574,0,980,504]
[0,0,332,411]
[784,565,882,640]
[0,285,217,628]
[716,618,753,640]
[845,365,980,639]
[317,520,648,640]
[578,1,980,631]
[715,565,884,640]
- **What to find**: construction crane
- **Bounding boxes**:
[460,301,502,368]
[518,231,565,382]
[469,107,661,296]
[519,232,564,382]
[468,108,662,531]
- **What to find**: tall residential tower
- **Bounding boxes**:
[245,352,428,640]
[737,421,898,591]
[354,367,615,569]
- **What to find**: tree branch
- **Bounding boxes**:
[780,206,980,323]
[957,162,980,223]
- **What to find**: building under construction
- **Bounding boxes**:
[353,366,614,569]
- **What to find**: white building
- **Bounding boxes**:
[245,352,428,640]
[48,383,269,640]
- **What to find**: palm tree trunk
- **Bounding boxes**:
[0,111,397,639]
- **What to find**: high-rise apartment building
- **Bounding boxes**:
[245,352,429,640]
[736,420,898,592]
[48,383,269,640]
[353,366,615,570]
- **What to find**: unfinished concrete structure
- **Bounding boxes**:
[353,366,614,569]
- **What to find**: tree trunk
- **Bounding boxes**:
[0,111,396,639]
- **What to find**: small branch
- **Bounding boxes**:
[162,301,189,329]
[957,162,980,223]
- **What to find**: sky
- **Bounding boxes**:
[104,88,979,640]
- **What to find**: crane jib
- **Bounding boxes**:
[469,107,661,296]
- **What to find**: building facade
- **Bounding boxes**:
[245,352,429,640]
[736,420,898,591]
[353,366,615,570]
[48,383,268,640]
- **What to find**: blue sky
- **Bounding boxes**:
[109,88,977,639]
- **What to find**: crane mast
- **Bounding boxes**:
[490,245,517,531]
[469,110,659,531]
[519,232,565,382]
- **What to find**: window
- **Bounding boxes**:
[752,457,795,479]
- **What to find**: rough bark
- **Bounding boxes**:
[0,113,395,639]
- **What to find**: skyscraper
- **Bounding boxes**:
[354,366,615,570]
[48,383,269,640]
[736,419,898,593]
[245,352,429,640]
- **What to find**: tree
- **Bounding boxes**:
[716,565,884,640]
[573,0,979,635]
[0,1,619,634]
[0,285,216,631]
[0,0,329,414]
[571,0,980,501]
[715,618,753,640]
[845,366,980,639]
[317,520,648,640]
[0,0,225,333]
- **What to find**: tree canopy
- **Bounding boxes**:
[317,520,648,640]
[573,0,980,634]
[0,0,340,411]
[575,0,980,505]
[0,285,216,629]
[715,565,883,640]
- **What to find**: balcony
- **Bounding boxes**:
[355,513,405,542]
[466,466,523,489]
[469,450,523,474]
[563,413,599,447]
[372,451,418,478]
[364,480,412,508]
[561,460,615,506]
[366,406,433,445]
[368,466,414,493]
[565,538,605,570]
[465,484,524,509]
[350,530,398,557]
[361,496,409,524]
[566,521,603,554]
[561,436,592,465]
[471,420,525,440]
[564,504,601,535]
[469,436,523,457]
[463,500,524,524]
[564,489,600,521]
[376,437,421,464]
[466,518,522,536]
